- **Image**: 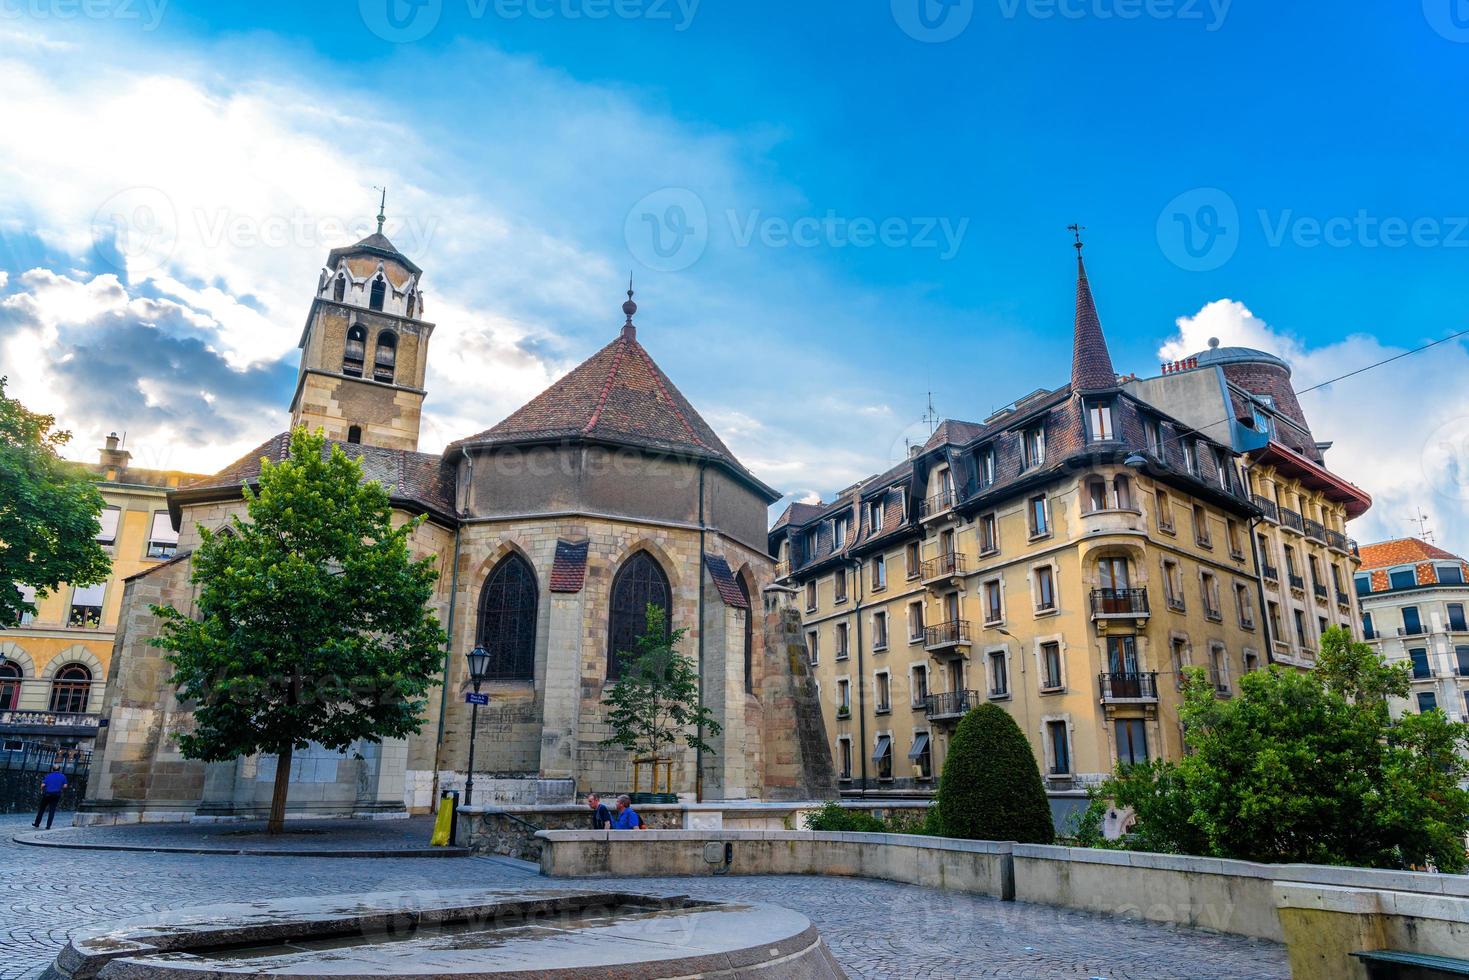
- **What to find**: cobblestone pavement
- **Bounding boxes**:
[15,816,442,852]
[0,815,1288,979]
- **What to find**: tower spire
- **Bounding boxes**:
[1068,226,1117,393]
[621,272,637,340]
[375,186,387,235]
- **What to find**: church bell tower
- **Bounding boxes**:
[289,199,434,452]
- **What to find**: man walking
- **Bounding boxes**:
[611,794,641,830]
[586,792,612,830]
[34,764,67,830]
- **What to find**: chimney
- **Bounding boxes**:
[99,431,132,473]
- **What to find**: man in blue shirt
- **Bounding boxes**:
[34,764,67,830]
[612,794,641,830]
[586,793,612,830]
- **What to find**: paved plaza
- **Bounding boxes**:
[0,815,1288,979]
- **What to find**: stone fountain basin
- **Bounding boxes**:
[42,888,847,980]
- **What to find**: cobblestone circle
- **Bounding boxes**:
[0,815,1288,979]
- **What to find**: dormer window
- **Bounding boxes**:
[369,274,387,312]
[373,330,397,383]
[805,528,820,563]
[1183,440,1198,476]
[866,498,883,534]
[977,446,995,487]
[1086,400,1114,442]
[343,324,366,377]
[832,514,850,550]
[1023,426,1046,470]
[1144,417,1164,456]
[332,273,346,303]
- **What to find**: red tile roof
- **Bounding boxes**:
[549,539,589,594]
[1358,538,1463,570]
[704,553,749,608]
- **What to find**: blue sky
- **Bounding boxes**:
[1,0,1467,549]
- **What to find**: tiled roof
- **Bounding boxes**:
[1071,253,1117,392]
[549,539,589,594]
[772,501,825,531]
[327,231,422,275]
[179,432,456,521]
[1358,538,1463,570]
[704,553,749,608]
[448,328,772,498]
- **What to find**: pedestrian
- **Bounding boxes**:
[586,792,612,830]
[34,764,67,830]
[611,793,641,830]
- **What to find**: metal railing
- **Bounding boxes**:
[0,709,101,731]
[923,690,979,719]
[1089,588,1150,617]
[1261,562,1280,581]
[1304,519,1326,543]
[1099,671,1159,701]
[923,619,971,649]
[1326,529,1350,552]
[0,743,91,774]
[1336,589,1351,607]
[1280,508,1304,533]
[1313,583,1329,601]
[1252,495,1278,522]
[921,489,959,518]
[920,552,967,581]
[1288,573,1306,591]
[1398,626,1428,637]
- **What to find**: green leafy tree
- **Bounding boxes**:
[151,428,445,833]
[0,378,110,628]
[601,604,721,784]
[935,703,1054,844]
[1090,627,1469,871]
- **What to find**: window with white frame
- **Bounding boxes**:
[1087,401,1114,441]
[68,582,105,629]
[832,515,849,550]
[978,447,996,487]
[146,511,179,559]
[1023,425,1046,469]
[866,499,884,534]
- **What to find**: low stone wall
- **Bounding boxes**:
[459,800,930,862]
[536,830,1015,900]
[535,829,1469,975]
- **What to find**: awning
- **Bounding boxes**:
[907,732,930,761]
[871,734,892,765]
[71,583,106,606]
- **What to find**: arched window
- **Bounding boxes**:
[332,273,346,303]
[1114,475,1133,511]
[738,575,753,694]
[0,659,21,711]
[1085,477,1108,513]
[373,330,397,384]
[607,551,671,679]
[405,290,416,319]
[49,664,91,714]
[343,324,366,377]
[369,274,386,311]
[346,425,362,444]
[476,554,538,681]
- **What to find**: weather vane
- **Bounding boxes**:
[372,186,388,234]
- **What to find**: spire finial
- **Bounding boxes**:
[621,272,637,339]
[374,186,387,235]
[1068,223,1086,256]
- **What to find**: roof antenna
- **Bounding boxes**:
[1406,506,1435,544]
[923,391,939,436]
[373,186,387,235]
[621,272,637,340]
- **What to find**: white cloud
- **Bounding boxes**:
[1162,300,1469,556]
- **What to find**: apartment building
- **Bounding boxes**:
[1,435,204,751]
[770,245,1268,807]
[1128,342,1371,665]
[1357,538,1469,722]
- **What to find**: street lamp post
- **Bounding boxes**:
[464,644,491,807]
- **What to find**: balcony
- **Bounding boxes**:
[1325,529,1350,553]
[1313,583,1329,602]
[1261,562,1280,583]
[1304,519,1326,543]
[1288,573,1306,592]
[920,551,967,586]
[1398,626,1428,637]
[924,689,980,722]
[1099,671,1159,702]
[1252,494,1279,522]
[774,560,791,579]
[1335,589,1351,608]
[921,489,959,520]
[1280,508,1305,534]
[924,619,972,655]
[1089,588,1150,621]
[0,709,101,738]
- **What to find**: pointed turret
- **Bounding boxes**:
[1069,228,1117,393]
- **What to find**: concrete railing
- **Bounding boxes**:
[535,830,1469,978]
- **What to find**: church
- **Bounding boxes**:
[80,226,835,823]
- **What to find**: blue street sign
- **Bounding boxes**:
[465,692,489,706]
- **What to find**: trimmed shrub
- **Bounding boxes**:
[935,703,1054,843]
[802,801,886,832]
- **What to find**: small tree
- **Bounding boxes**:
[601,604,721,789]
[935,703,1054,843]
[0,378,111,628]
[1089,628,1469,871]
[152,428,446,833]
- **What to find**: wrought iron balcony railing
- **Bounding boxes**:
[1261,562,1280,582]
[1288,573,1306,591]
[1252,494,1279,522]
[1325,529,1350,553]
[921,489,959,519]
[920,551,967,582]
[1090,588,1150,618]
[1098,671,1159,701]
[1313,583,1329,601]
[1280,508,1304,533]
[923,619,971,650]
[1304,519,1326,543]
[923,690,979,720]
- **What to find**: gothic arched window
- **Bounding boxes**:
[369,274,386,311]
[405,290,416,319]
[0,659,21,710]
[343,324,366,377]
[373,331,397,384]
[738,574,753,694]
[333,273,346,303]
[607,550,671,679]
[49,663,91,714]
[476,554,538,682]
